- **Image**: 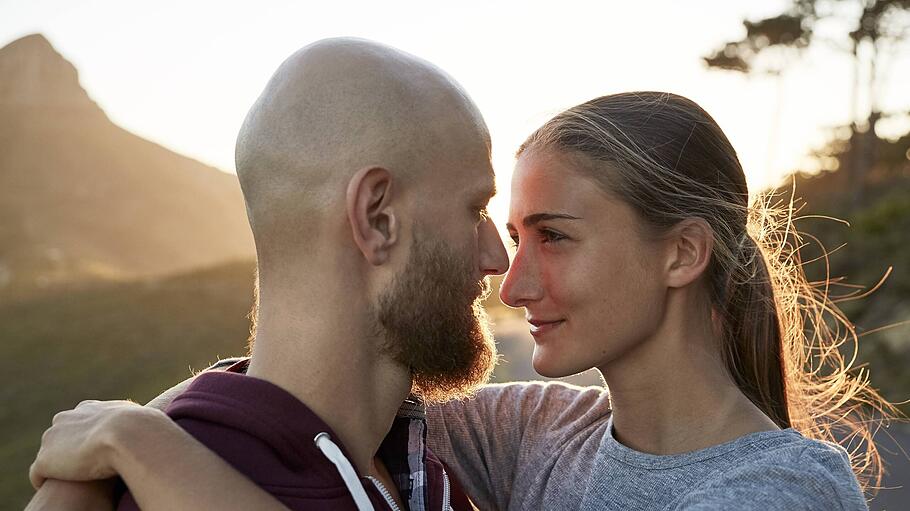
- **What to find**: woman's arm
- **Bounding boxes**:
[29,400,290,511]
[26,375,195,511]
[27,359,280,511]
[25,479,116,511]
[427,381,609,510]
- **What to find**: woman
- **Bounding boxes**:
[425,91,891,510]
[29,92,893,510]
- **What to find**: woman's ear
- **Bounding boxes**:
[346,166,398,265]
[664,218,713,289]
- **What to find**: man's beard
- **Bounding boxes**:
[374,232,498,404]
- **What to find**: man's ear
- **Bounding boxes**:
[346,166,398,265]
[664,218,713,289]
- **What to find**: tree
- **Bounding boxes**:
[703,0,910,202]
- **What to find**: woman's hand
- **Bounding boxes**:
[29,399,167,488]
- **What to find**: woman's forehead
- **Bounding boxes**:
[512,152,596,201]
[509,150,631,227]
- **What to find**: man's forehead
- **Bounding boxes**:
[425,129,495,198]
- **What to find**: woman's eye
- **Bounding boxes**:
[540,229,566,244]
[509,230,565,248]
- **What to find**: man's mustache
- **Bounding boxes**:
[475,276,492,302]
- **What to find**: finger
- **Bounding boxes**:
[39,426,52,448]
[50,410,67,425]
[40,419,61,444]
[29,460,46,490]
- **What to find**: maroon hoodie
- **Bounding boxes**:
[116,360,473,510]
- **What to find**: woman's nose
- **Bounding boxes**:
[499,245,542,308]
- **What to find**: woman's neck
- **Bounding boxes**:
[598,294,779,455]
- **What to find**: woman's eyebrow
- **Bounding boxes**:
[506,212,581,230]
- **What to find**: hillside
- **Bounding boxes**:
[0,34,254,299]
[0,260,257,506]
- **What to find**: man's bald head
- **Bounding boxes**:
[235,38,491,264]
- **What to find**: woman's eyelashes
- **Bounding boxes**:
[509,228,569,248]
[540,228,567,244]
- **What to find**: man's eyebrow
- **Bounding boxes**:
[506,212,582,229]
[475,183,497,202]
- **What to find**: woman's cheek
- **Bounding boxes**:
[540,254,577,306]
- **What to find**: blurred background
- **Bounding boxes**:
[1,0,908,508]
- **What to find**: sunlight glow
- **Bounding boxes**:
[3,0,908,237]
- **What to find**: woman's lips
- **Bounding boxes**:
[528,319,565,337]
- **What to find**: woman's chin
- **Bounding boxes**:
[532,349,591,379]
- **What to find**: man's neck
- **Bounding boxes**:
[245,302,411,477]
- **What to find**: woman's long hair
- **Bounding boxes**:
[519,91,900,490]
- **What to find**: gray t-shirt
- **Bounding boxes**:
[427,381,867,510]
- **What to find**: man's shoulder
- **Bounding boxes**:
[166,361,345,476]
[203,356,250,373]
[160,367,359,506]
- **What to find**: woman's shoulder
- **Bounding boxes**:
[470,380,609,421]
[742,430,857,480]
[672,431,867,510]
[475,380,607,402]
[428,380,611,435]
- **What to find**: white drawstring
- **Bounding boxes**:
[314,432,376,511]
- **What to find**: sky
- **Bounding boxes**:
[2,0,909,227]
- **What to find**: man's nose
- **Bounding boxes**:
[479,219,509,277]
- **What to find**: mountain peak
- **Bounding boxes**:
[4,33,55,51]
[0,33,98,110]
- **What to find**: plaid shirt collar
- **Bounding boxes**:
[381,396,434,510]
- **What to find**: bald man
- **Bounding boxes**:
[28,38,508,511]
